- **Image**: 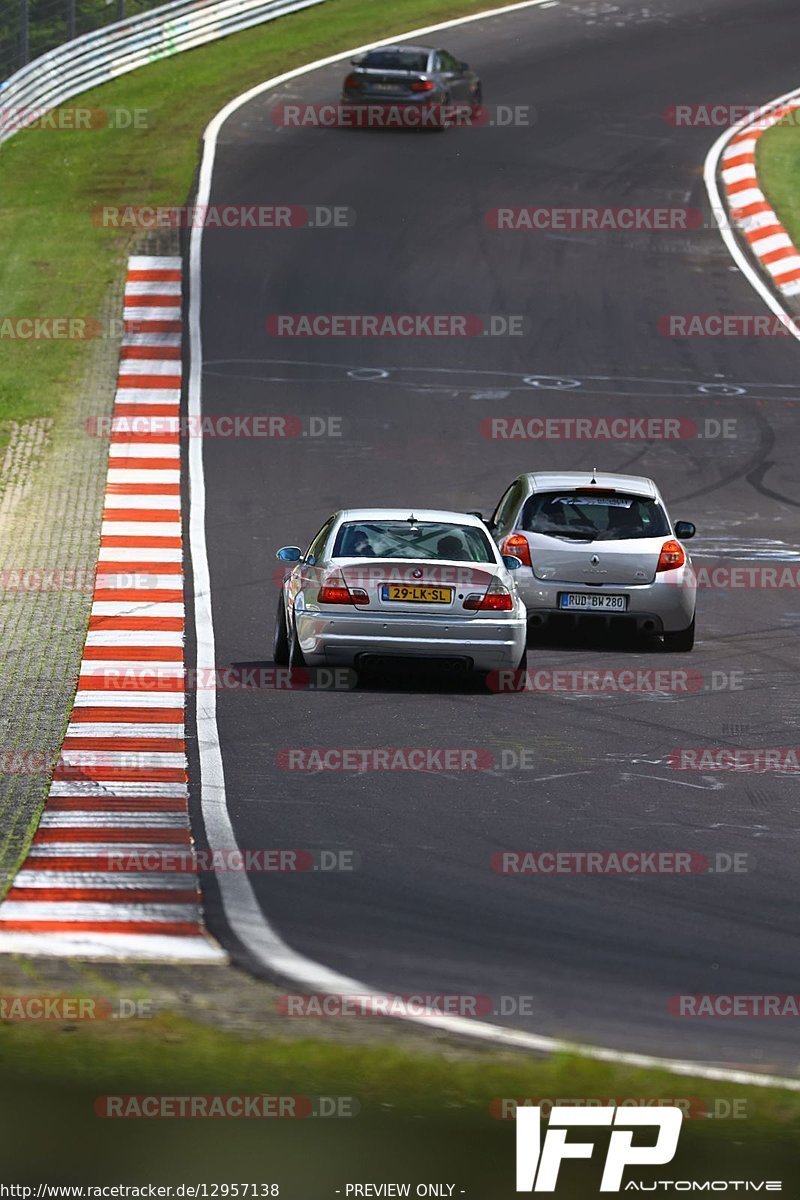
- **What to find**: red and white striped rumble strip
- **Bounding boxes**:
[0,256,224,962]
[720,101,800,297]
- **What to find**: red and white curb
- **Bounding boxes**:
[0,255,224,962]
[719,101,800,298]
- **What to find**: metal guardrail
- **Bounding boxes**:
[0,0,327,146]
[1,1,161,81]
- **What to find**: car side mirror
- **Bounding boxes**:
[459,61,469,71]
[674,521,696,540]
[468,510,484,521]
[503,555,522,570]
[276,546,302,561]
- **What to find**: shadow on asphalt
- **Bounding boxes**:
[228,625,670,697]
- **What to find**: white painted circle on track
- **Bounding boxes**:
[696,383,747,396]
[523,374,582,390]
[347,367,390,381]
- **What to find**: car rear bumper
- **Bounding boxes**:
[514,570,696,633]
[295,607,527,671]
[339,95,452,126]
[341,93,445,104]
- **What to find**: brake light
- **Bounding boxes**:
[318,575,369,604]
[656,540,686,572]
[479,592,514,611]
[410,78,436,92]
[318,584,351,604]
[501,533,532,568]
[344,73,362,90]
[464,589,514,611]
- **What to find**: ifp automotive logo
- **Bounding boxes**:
[516,1105,682,1192]
[515,1106,783,1192]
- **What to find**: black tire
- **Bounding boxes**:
[431,91,450,131]
[272,595,289,665]
[662,616,695,652]
[288,610,306,668]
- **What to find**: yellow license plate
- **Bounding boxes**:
[381,584,453,603]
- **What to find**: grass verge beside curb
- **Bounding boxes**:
[0,1007,799,1186]
[756,120,800,270]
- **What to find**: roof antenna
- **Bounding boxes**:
[590,467,598,485]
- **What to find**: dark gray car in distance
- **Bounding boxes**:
[342,45,482,124]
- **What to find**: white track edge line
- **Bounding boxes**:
[189,0,800,1090]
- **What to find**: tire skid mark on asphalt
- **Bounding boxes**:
[0,256,224,962]
[619,772,725,791]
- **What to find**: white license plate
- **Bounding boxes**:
[370,83,402,92]
[559,593,628,611]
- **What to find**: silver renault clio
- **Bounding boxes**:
[485,471,697,650]
[273,509,527,676]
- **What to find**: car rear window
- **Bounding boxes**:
[520,491,670,541]
[358,49,430,72]
[333,521,495,562]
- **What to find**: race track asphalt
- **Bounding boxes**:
[187,0,800,1069]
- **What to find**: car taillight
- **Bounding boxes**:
[318,575,368,604]
[410,79,435,92]
[344,73,362,90]
[501,533,532,568]
[318,584,351,604]
[464,589,514,612]
[480,592,514,611]
[656,539,686,572]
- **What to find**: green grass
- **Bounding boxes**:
[0,0,518,431]
[755,115,800,247]
[0,1011,798,1189]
